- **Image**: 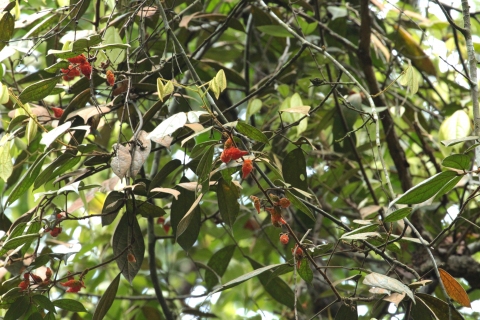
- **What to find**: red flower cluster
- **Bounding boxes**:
[61,54,92,81]
[266,206,286,227]
[242,159,253,179]
[220,136,249,163]
[106,70,115,86]
[19,268,53,291]
[61,273,85,293]
[51,107,64,118]
[49,227,62,237]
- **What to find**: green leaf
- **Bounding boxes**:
[91,43,131,50]
[298,259,313,283]
[384,207,412,223]
[171,177,201,250]
[236,121,269,144]
[72,35,102,51]
[44,61,70,73]
[433,175,463,201]
[257,25,293,38]
[52,299,87,312]
[209,263,286,295]
[341,224,379,239]
[5,296,29,320]
[214,69,227,94]
[18,77,61,103]
[217,178,240,228]
[416,293,464,320]
[442,154,470,171]
[32,295,56,314]
[126,199,167,218]
[47,49,84,59]
[0,12,14,52]
[101,191,125,226]
[2,234,39,251]
[285,190,314,221]
[248,258,294,309]
[112,210,145,284]
[34,153,75,190]
[0,133,12,181]
[283,148,308,192]
[334,303,358,320]
[246,98,262,120]
[394,171,459,205]
[103,28,126,65]
[196,145,215,193]
[149,159,182,191]
[205,245,236,290]
[176,194,203,240]
[92,273,121,320]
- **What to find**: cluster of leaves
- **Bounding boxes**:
[0,0,479,319]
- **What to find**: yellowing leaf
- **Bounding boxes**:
[0,133,12,182]
[399,65,420,95]
[439,268,471,308]
[214,69,227,93]
[156,78,165,102]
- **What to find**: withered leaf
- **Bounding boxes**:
[129,130,151,178]
[111,143,131,179]
[439,268,471,308]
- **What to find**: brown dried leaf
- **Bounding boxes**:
[439,268,471,308]
[129,130,151,178]
[150,187,180,200]
[111,143,131,179]
[66,106,111,123]
[370,287,391,295]
[383,292,406,307]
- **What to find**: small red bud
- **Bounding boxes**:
[242,159,253,179]
[280,233,289,245]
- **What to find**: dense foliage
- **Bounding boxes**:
[0,0,479,319]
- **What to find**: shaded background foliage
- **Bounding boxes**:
[0,0,479,319]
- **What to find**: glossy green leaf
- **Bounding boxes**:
[341,224,379,239]
[6,152,48,206]
[101,191,125,226]
[0,12,14,52]
[196,145,215,193]
[18,76,61,103]
[0,133,12,181]
[335,303,358,320]
[257,25,293,38]
[394,171,459,205]
[52,299,87,312]
[4,296,29,320]
[34,153,75,190]
[149,159,182,191]
[442,154,470,171]
[416,293,463,320]
[112,210,145,284]
[32,295,56,314]
[236,121,269,144]
[384,207,412,223]
[205,245,236,290]
[209,263,285,295]
[282,148,308,192]
[298,259,313,283]
[217,178,240,228]
[249,258,294,309]
[126,199,166,218]
[92,273,121,320]
[171,177,201,250]
[285,190,315,221]
[44,61,70,73]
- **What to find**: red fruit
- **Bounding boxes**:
[51,107,64,118]
[292,246,304,260]
[23,273,30,280]
[224,137,233,149]
[67,54,87,64]
[106,70,115,86]
[61,65,80,81]
[79,62,92,79]
[18,280,29,291]
[45,268,52,280]
[220,147,248,163]
[242,159,253,179]
[31,274,43,283]
[50,227,62,237]
[278,198,291,208]
[156,217,165,225]
[268,206,286,227]
[280,233,289,244]
[250,196,261,214]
